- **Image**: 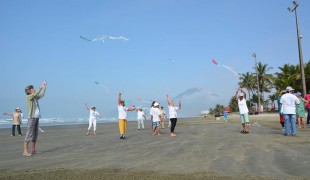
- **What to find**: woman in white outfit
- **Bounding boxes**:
[85,102,100,135]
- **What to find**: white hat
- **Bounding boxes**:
[238,92,244,97]
[286,86,294,91]
[154,102,159,107]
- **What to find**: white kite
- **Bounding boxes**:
[212,59,241,77]
[80,35,129,43]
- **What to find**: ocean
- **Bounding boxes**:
[0,117,126,129]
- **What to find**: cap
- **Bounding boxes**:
[286,86,294,91]
[296,92,302,97]
[154,102,159,107]
[238,92,244,97]
[15,107,20,110]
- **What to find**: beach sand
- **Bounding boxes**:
[0,113,309,180]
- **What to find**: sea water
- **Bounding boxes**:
[0,117,129,129]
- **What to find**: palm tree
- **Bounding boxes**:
[268,93,277,111]
[239,72,255,99]
[228,96,238,112]
[254,62,274,104]
[274,63,300,92]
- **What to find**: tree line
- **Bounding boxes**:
[209,60,310,114]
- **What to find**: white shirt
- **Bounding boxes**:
[237,98,249,114]
[89,110,100,120]
[168,106,179,119]
[137,111,145,120]
[118,105,128,119]
[33,99,41,118]
[151,108,161,122]
[280,93,300,114]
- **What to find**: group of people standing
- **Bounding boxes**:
[116,93,181,139]
[278,86,310,136]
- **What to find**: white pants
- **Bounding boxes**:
[88,119,96,131]
[138,118,144,129]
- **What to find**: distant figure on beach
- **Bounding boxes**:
[280,86,300,136]
[150,102,162,136]
[150,101,156,134]
[234,88,250,134]
[166,95,181,137]
[23,81,47,157]
[304,91,310,125]
[160,106,166,128]
[295,92,308,129]
[85,102,100,135]
[3,107,23,136]
[223,110,228,122]
[277,90,286,132]
[118,92,136,139]
[136,108,146,130]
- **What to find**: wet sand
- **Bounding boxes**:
[0,113,309,180]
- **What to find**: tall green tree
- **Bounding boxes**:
[254,62,274,103]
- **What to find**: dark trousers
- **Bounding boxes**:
[170,118,177,133]
[12,125,22,136]
[307,108,310,124]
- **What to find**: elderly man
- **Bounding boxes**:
[280,86,300,136]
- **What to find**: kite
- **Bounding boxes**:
[94,81,110,94]
[80,35,129,43]
[124,100,133,108]
[212,59,240,77]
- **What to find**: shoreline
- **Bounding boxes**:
[1,114,309,179]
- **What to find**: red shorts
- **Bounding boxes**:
[280,115,284,123]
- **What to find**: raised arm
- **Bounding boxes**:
[166,94,171,106]
[37,81,47,100]
[84,102,90,111]
[234,89,239,101]
[118,92,122,105]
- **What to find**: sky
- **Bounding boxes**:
[1,0,309,119]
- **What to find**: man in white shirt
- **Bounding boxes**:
[234,89,250,134]
[280,86,300,136]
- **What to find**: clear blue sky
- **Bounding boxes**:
[1,0,309,118]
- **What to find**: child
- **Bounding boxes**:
[223,110,228,122]
[85,102,100,135]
